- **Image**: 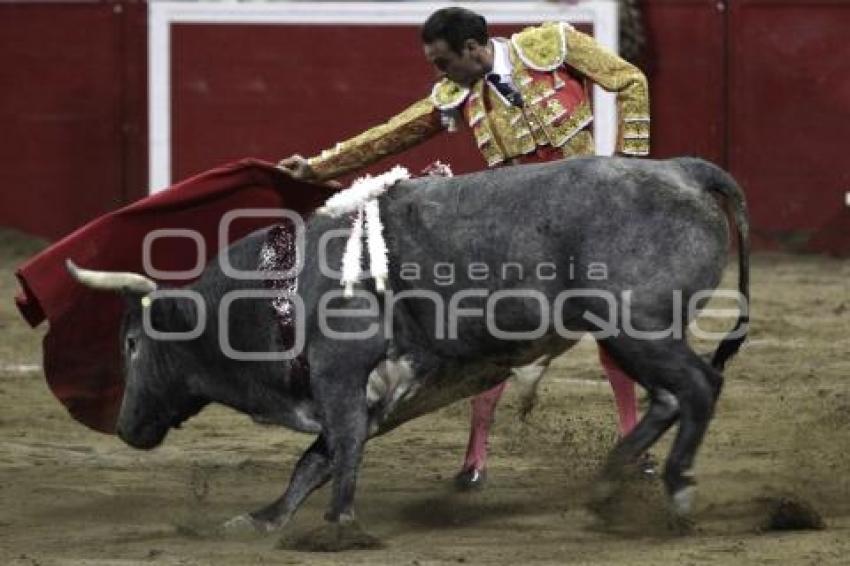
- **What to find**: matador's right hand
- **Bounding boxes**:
[277,154,318,181]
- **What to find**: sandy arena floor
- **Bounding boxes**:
[1,228,848,565]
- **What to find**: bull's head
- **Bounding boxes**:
[66,260,207,449]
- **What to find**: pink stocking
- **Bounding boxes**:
[598,345,638,437]
[462,380,509,471]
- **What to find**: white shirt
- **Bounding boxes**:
[489,39,515,86]
[486,39,520,106]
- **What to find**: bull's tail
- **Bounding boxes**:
[676,158,750,372]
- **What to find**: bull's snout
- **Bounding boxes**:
[115,419,167,450]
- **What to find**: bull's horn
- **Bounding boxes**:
[66,259,157,294]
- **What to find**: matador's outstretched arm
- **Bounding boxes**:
[305,99,443,182]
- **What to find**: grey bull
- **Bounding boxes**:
[68,156,749,547]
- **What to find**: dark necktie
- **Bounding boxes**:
[486,73,524,108]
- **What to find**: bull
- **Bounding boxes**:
[68,156,749,548]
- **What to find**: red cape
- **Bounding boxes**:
[15,159,335,433]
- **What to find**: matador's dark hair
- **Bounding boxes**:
[421,7,489,54]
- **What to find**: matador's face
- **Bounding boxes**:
[423,38,491,87]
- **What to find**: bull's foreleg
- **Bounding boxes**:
[312,374,369,523]
[305,353,383,550]
[223,436,332,534]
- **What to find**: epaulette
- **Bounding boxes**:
[511,22,570,71]
[430,78,470,110]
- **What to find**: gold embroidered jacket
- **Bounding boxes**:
[308,22,650,181]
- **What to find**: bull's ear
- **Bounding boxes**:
[149,294,201,335]
[170,296,201,334]
[122,291,202,335]
[122,292,176,334]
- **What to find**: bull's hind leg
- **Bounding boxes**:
[223,436,332,534]
[593,337,719,521]
[588,384,680,517]
[662,355,722,518]
[599,387,679,478]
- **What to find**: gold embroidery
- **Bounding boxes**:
[511,22,569,71]
[560,130,596,158]
[430,79,470,110]
[307,98,441,180]
[564,27,650,155]
[512,59,550,146]
[487,96,536,158]
[548,102,593,147]
[620,138,649,156]
[475,124,505,166]
[468,82,506,166]
[544,98,567,125]
[623,119,650,139]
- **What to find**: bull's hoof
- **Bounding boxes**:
[585,478,620,518]
[660,484,697,534]
[670,484,696,518]
[279,520,384,552]
[453,467,487,491]
[665,510,696,535]
[220,513,282,537]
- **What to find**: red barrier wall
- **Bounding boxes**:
[643,0,726,164]
[727,0,850,250]
[0,1,147,240]
[1,1,847,254]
